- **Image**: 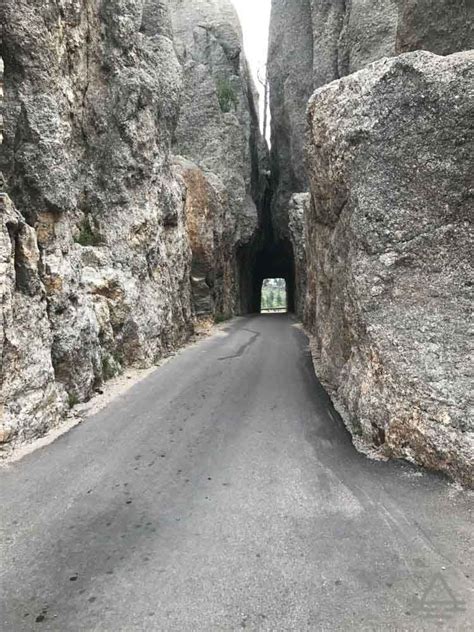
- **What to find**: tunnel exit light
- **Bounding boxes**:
[261,278,287,313]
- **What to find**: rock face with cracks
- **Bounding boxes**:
[0,193,67,443]
[268,0,474,235]
[0,0,192,448]
[305,51,474,486]
[0,0,264,452]
[268,0,474,485]
[170,0,266,317]
[287,193,308,320]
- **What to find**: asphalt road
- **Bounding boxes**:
[1,315,472,631]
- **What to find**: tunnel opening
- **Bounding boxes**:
[253,239,295,314]
[237,233,296,315]
[231,4,296,319]
[261,278,287,313]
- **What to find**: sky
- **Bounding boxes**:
[230,0,272,135]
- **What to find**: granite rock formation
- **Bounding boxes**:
[0,0,193,447]
[287,193,308,320]
[170,0,267,317]
[0,193,67,442]
[268,0,474,233]
[0,0,264,451]
[305,51,473,486]
[268,0,474,484]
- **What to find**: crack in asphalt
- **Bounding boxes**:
[218,329,261,361]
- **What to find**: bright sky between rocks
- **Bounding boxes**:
[230,0,271,135]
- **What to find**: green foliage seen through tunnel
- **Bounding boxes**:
[261,278,287,312]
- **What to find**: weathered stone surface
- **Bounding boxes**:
[0,194,67,445]
[396,0,474,56]
[170,0,267,317]
[305,51,474,486]
[268,0,474,234]
[1,0,194,417]
[0,0,266,451]
[267,0,314,237]
[288,193,308,319]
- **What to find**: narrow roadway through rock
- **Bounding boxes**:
[1,315,472,631]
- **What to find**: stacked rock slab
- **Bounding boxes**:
[170,0,266,318]
[306,51,473,486]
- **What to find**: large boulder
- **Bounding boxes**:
[305,51,474,486]
[268,0,474,235]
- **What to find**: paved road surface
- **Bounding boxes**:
[1,315,472,631]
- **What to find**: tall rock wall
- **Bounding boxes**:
[268,0,474,484]
[1,0,193,447]
[267,0,314,239]
[0,0,265,451]
[170,0,267,317]
[268,0,474,234]
[306,51,473,486]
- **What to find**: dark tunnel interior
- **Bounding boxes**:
[237,226,296,315]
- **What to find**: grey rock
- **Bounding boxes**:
[305,51,474,486]
[170,0,267,317]
[268,0,474,236]
[268,0,473,484]
[1,1,193,412]
[288,193,309,319]
[395,0,474,56]
[0,194,67,445]
[0,0,266,451]
[268,0,314,237]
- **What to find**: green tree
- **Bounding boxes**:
[269,290,275,309]
[217,79,238,113]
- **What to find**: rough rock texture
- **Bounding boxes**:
[267,0,473,483]
[170,0,267,317]
[287,193,308,319]
[0,0,193,447]
[305,51,474,486]
[267,0,314,237]
[0,194,67,444]
[268,0,474,233]
[0,0,264,450]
